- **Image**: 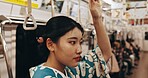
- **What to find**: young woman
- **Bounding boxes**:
[30,0,112,78]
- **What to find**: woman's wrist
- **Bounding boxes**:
[90,9,102,20]
[92,14,102,22]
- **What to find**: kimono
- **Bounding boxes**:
[29,46,111,78]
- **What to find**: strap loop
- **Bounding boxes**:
[23,0,37,30]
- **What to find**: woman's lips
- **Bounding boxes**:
[74,56,81,62]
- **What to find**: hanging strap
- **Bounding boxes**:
[23,0,37,30]
[51,0,55,17]
[27,0,32,14]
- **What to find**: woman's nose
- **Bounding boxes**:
[76,46,82,54]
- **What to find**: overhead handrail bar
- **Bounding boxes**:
[1,20,46,26]
[23,0,37,30]
[0,15,46,25]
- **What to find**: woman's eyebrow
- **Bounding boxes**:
[68,37,83,41]
[67,37,78,40]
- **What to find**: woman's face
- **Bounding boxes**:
[53,27,83,67]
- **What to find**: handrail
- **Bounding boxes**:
[0,15,46,26]
[1,20,46,26]
[23,0,37,30]
[0,33,13,78]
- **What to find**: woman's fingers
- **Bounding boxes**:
[89,0,102,19]
[89,0,101,9]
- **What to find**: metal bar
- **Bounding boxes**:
[0,34,13,78]
[1,20,46,26]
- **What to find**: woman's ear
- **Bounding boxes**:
[46,38,55,52]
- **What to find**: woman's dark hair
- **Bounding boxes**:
[38,16,84,60]
[43,16,84,43]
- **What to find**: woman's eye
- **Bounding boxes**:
[70,41,76,45]
[80,40,83,45]
[80,41,83,45]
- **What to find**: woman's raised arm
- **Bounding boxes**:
[89,0,112,61]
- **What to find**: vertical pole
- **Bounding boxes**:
[134,3,138,26]
[66,0,69,16]
[78,0,81,23]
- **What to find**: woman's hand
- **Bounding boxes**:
[89,0,102,19]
